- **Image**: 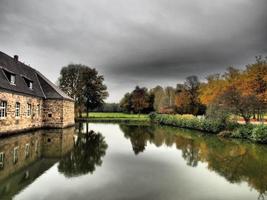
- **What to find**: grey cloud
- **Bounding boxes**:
[0,0,266,102]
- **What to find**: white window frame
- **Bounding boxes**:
[13,146,19,164]
[27,103,32,117]
[15,102,20,118]
[0,101,7,119]
[0,152,4,168]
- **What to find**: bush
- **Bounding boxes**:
[150,113,225,133]
[231,124,254,139]
[148,112,157,121]
[205,103,231,126]
[250,125,267,143]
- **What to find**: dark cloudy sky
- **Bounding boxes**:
[0,0,266,102]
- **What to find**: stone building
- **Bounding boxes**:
[0,51,75,134]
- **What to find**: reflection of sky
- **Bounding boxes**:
[14,123,258,200]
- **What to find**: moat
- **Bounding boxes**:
[0,123,267,200]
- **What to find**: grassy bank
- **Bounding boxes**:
[80,112,149,122]
[149,113,267,144]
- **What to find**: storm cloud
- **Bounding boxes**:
[0,0,266,102]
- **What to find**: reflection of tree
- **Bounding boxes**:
[58,130,108,177]
[120,125,155,155]
[120,124,267,197]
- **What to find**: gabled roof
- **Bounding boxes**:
[0,51,73,101]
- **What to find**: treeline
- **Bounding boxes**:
[120,56,267,123]
[89,103,123,112]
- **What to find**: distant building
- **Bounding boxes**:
[0,51,75,134]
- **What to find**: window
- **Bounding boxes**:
[48,113,52,118]
[29,81,33,89]
[0,152,4,168]
[36,104,40,117]
[0,101,7,118]
[13,147,19,164]
[3,70,16,85]
[15,102,20,117]
[23,77,33,90]
[25,143,30,158]
[10,74,16,85]
[27,104,32,116]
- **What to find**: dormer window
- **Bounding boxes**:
[23,77,33,90]
[3,69,16,85]
[29,81,33,89]
[10,74,16,85]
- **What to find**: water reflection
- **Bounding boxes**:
[58,130,108,177]
[0,123,267,200]
[0,127,75,199]
[119,124,267,198]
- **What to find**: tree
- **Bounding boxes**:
[119,86,154,114]
[220,86,260,124]
[150,86,165,112]
[130,86,151,114]
[83,68,109,117]
[175,76,205,115]
[58,64,108,117]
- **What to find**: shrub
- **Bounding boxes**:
[250,125,267,143]
[231,124,254,139]
[150,113,225,133]
[148,112,157,121]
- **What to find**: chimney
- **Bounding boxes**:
[14,55,19,61]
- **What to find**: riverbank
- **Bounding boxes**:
[149,113,267,144]
[78,112,149,122]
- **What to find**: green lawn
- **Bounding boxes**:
[82,112,149,121]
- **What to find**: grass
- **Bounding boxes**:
[81,112,149,122]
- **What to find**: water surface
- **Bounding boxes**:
[0,123,267,200]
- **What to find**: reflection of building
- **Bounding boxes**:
[0,51,75,135]
[0,127,75,199]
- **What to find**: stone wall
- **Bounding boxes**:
[0,91,43,134]
[42,99,75,128]
[62,100,75,127]
[0,90,75,134]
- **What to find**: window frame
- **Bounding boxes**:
[15,102,20,118]
[0,101,7,119]
[27,103,32,117]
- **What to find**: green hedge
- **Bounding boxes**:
[149,113,267,144]
[149,113,225,133]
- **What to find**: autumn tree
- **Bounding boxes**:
[120,86,154,114]
[175,76,205,115]
[219,86,260,123]
[131,86,152,114]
